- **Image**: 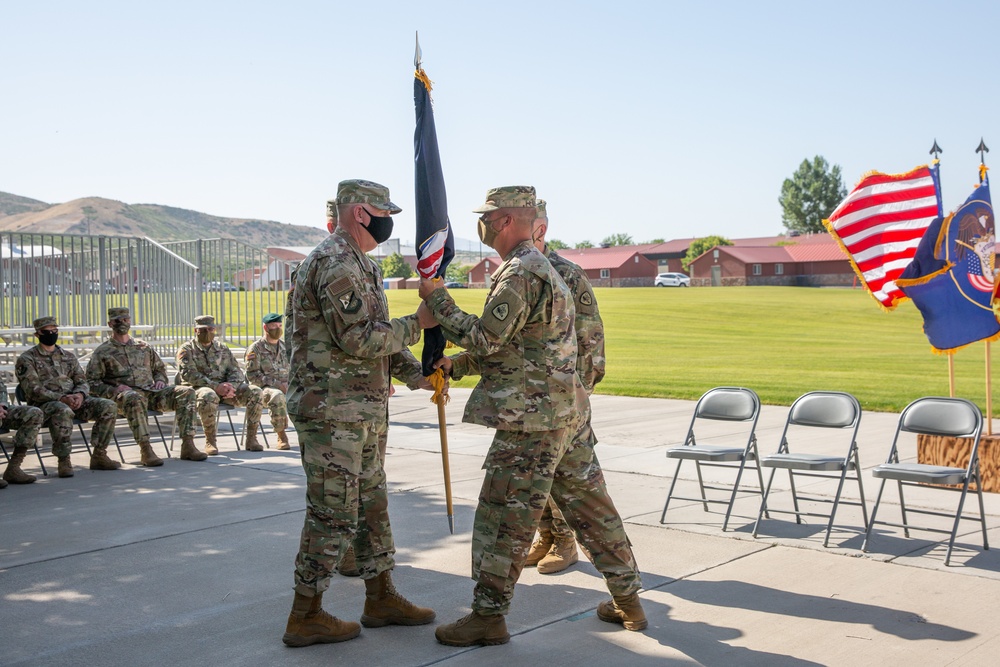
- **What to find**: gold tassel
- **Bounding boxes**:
[415,67,433,92]
[426,367,450,405]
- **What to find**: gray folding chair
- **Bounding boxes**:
[660,387,765,531]
[752,391,868,546]
[861,396,988,566]
[15,384,93,458]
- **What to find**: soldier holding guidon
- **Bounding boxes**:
[87,307,207,465]
[244,312,291,450]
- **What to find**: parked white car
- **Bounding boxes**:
[655,272,690,287]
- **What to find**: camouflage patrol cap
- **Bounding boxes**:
[33,316,57,330]
[262,312,282,324]
[336,179,402,214]
[108,307,130,319]
[473,186,537,213]
[536,199,547,218]
[194,315,216,328]
[325,199,338,221]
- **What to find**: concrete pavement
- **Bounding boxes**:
[2,388,1000,666]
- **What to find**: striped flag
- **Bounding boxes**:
[823,164,942,310]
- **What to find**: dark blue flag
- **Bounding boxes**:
[897,174,999,352]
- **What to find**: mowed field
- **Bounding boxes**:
[385,285,1000,414]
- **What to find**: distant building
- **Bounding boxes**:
[468,246,657,287]
[688,238,852,287]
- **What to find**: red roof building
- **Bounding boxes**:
[688,240,853,287]
[467,246,657,287]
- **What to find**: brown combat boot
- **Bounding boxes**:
[203,426,218,455]
[3,447,37,484]
[138,440,163,467]
[434,611,509,647]
[282,591,361,647]
[597,592,647,631]
[337,545,360,577]
[57,456,74,478]
[89,447,121,471]
[179,436,208,461]
[360,570,436,628]
[275,429,290,450]
[525,530,554,567]
[537,534,579,574]
[243,431,264,452]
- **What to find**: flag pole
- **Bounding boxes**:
[978,138,993,435]
[948,355,956,397]
[436,392,455,533]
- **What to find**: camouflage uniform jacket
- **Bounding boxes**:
[86,338,169,398]
[286,228,424,424]
[545,246,606,393]
[428,240,584,432]
[176,339,245,388]
[245,336,288,389]
[15,345,90,405]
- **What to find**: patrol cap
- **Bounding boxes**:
[194,315,216,328]
[262,312,282,324]
[535,199,547,218]
[33,316,57,330]
[108,307,130,319]
[325,199,338,221]
[473,185,537,214]
[336,179,401,214]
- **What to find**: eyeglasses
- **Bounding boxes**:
[38,328,58,335]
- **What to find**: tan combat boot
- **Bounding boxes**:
[90,447,122,471]
[337,544,360,577]
[243,431,264,452]
[57,456,74,478]
[596,592,647,631]
[179,435,208,461]
[203,427,219,456]
[282,591,361,647]
[360,570,436,628]
[537,534,579,574]
[275,429,290,450]
[3,447,37,484]
[525,530,554,567]
[138,440,163,467]
[434,611,509,647]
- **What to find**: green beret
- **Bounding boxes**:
[262,312,282,324]
[33,316,57,330]
[473,185,537,213]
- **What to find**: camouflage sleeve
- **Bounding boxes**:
[177,345,213,388]
[426,273,533,357]
[222,347,245,384]
[572,276,606,392]
[15,354,62,403]
[150,349,168,386]
[85,348,119,399]
[389,348,425,390]
[318,269,421,359]
[0,382,8,407]
[448,351,480,380]
[244,342,265,387]
[68,355,89,396]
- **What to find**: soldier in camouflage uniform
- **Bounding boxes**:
[281,179,435,648]
[176,315,263,455]
[1,380,44,487]
[15,317,120,478]
[524,199,607,574]
[417,186,645,647]
[244,312,290,450]
[86,307,207,465]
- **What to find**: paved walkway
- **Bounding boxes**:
[3,389,1000,666]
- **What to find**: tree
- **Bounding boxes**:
[380,253,413,279]
[548,238,569,250]
[682,235,733,271]
[601,233,634,247]
[575,240,594,249]
[644,238,665,244]
[445,262,471,283]
[779,156,847,234]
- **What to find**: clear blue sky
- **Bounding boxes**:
[3,0,998,246]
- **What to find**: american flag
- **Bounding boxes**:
[824,164,942,310]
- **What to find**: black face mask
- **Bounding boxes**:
[112,321,131,335]
[38,331,59,346]
[364,212,394,244]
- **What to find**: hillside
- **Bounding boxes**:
[0,191,327,247]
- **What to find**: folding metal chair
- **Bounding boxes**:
[0,412,48,476]
[15,385,93,458]
[752,391,868,546]
[861,396,988,566]
[660,387,765,531]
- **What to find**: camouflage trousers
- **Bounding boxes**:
[115,385,197,442]
[537,498,574,539]
[1,404,44,450]
[37,397,117,458]
[260,386,288,432]
[291,416,395,596]
[472,417,641,616]
[192,384,262,434]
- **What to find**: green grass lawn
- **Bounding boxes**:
[386,286,1000,414]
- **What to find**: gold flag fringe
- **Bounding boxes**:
[426,367,450,405]
[415,67,433,92]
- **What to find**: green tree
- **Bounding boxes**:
[682,235,733,271]
[644,238,665,244]
[779,156,847,234]
[380,253,413,279]
[601,233,634,246]
[547,238,569,250]
[445,262,471,283]
[575,240,594,249]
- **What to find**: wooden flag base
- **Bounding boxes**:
[917,433,1000,492]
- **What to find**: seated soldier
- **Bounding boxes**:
[1,380,44,487]
[245,312,291,450]
[86,307,207,465]
[176,315,263,455]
